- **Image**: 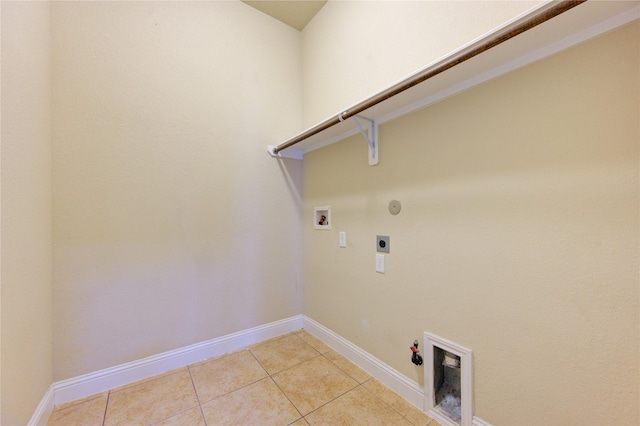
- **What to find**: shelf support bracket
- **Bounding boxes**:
[341,113,379,166]
[267,145,303,160]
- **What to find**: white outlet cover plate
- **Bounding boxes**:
[376,254,385,273]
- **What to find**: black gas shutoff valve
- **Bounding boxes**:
[410,340,423,366]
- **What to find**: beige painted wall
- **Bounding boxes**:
[303,22,639,426]
[301,0,541,127]
[51,1,303,380]
[1,1,53,424]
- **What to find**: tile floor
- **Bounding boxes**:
[47,330,441,426]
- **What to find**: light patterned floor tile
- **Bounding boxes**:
[47,393,108,426]
[295,330,333,354]
[305,386,412,426]
[104,368,199,426]
[47,332,436,426]
[250,333,320,374]
[189,349,268,403]
[272,355,358,415]
[201,377,302,425]
[324,350,371,383]
[110,368,179,393]
[51,391,108,412]
[363,378,435,426]
[150,407,205,426]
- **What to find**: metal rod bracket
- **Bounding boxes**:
[267,145,303,160]
[267,1,585,158]
[351,114,379,166]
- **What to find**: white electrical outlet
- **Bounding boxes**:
[376,254,385,273]
[339,232,347,248]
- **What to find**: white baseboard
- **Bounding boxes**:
[27,385,55,426]
[51,315,303,408]
[425,409,492,426]
[427,408,494,426]
[301,315,424,409]
[473,415,493,426]
[32,314,491,425]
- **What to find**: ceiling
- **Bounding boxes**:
[242,1,327,31]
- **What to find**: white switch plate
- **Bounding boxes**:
[376,254,385,273]
[339,232,347,248]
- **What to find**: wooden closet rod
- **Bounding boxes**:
[272,0,586,155]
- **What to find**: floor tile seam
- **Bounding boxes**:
[286,417,307,426]
[145,405,203,426]
[268,353,360,416]
[188,348,270,402]
[319,351,368,383]
[267,352,323,378]
[277,333,323,367]
[195,375,273,407]
[359,379,424,426]
[246,346,273,377]
[291,332,322,353]
[109,367,188,395]
[299,382,364,419]
[294,331,333,355]
[105,396,201,426]
[101,391,110,426]
[195,375,307,425]
[51,393,107,413]
[186,364,209,426]
[267,373,306,421]
[249,331,296,350]
[198,332,318,377]
[189,347,258,370]
[249,336,322,376]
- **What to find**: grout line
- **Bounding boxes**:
[268,373,304,420]
[249,333,321,376]
[292,332,322,357]
[108,367,184,395]
[252,334,364,421]
[247,348,305,421]
[360,382,406,419]
[191,350,271,406]
[302,383,364,419]
[186,365,208,426]
[360,381,425,426]
[101,391,110,426]
[248,338,343,423]
[195,376,272,407]
[268,376,305,422]
[52,393,105,413]
[147,407,204,426]
[320,350,366,383]
[247,347,271,377]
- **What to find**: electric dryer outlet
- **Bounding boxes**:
[376,235,390,253]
